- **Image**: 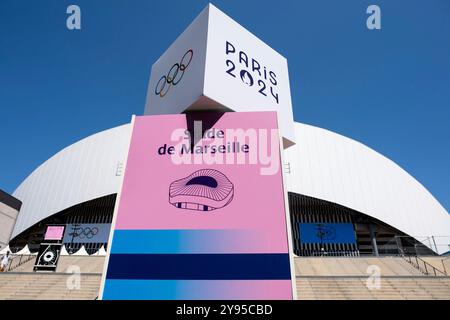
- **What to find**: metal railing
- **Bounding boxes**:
[390,235,448,276]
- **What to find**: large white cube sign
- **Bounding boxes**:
[144,4,295,146]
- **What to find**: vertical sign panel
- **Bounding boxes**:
[101,112,294,299]
[34,225,65,272]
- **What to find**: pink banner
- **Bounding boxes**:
[44,226,65,241]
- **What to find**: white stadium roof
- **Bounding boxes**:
[12,124,131,239]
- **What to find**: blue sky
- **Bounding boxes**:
[0,0,449,211]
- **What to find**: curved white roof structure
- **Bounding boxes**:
[11,124,131,239]
[11,122,449,253]
[285,123,450,254]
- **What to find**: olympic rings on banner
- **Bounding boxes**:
[155,49,193,97]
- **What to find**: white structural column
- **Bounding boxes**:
[10,122,450,254]
[284,123,450,254]
[0,191,21,250]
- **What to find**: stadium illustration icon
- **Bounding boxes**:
[169,169,234,212]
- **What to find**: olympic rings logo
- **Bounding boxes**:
[155,49,193,98]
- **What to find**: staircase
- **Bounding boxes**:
[10,255,106,273]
